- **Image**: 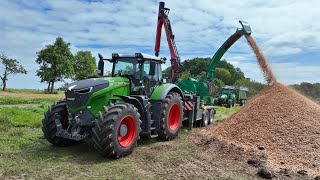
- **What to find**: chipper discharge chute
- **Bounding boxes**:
[177,20,251,104]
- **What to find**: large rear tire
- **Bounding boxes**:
[158,92,183,140]
[92,102,141,158]
[42,100,78,146]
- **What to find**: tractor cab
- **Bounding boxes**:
[98,53,166,96]
[220,86,236,96]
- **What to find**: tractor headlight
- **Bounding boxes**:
[73,87,93,94]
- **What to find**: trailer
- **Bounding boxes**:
[183,94,216,129]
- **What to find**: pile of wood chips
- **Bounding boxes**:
[213,83,320,176]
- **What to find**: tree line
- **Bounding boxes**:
[290,82,320,102]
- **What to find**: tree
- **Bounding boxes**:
[234,78,266,98]
[73,51,96,80]
[213,78,225,95]
[291,82,320,102]
[0,53,27,91]
[179,70,191,80]
[36,37,74,92]
[215,68,232,85]
[196,71,207,80]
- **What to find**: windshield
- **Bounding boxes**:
[113,59,138,77]
[221,89,233,95]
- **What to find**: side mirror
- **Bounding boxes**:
[97,53,104,76]
[149,62,156,76]
[98,53,104,61]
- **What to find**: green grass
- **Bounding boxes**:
[214,105,240,121]
[0,94,243,179]
[0,106,48,128]
[0,96,60,105]
[0,96,59,128]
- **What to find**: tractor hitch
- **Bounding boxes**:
[54,113,90,141]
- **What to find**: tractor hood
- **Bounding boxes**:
[64,78,109,110]
[65,78,109,92]
[219,94,228,99]
[64,77,130,110]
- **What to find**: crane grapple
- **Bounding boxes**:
[154,1,181,83]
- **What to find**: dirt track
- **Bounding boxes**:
[132,130,261,180]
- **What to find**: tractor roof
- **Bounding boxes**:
[112,53,166,63]
[223,85,249,91]
[237,86,249,91]
[223,85,236,90]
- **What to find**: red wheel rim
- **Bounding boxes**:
[168,103,180,131]
[118,115,136,148]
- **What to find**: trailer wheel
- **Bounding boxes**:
[208,109,215,125]
[158,92,183,140]
[92,102,141,158]
[42,99,78,146]
[202,109,209,126]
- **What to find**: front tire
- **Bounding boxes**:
[227,99,232,108]
[158,92,183,140]
[42,100,78,146]
[92,102,141,158]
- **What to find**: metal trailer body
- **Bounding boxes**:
[183,94,216,129]
[236,86,249,106]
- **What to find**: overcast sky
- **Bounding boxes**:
[1,0,319,89]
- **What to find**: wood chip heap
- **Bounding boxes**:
[213,83,320,175]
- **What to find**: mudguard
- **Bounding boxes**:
[114,95,144,120]
[150,83,184,101]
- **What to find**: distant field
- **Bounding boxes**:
[4,88,63,94]
[0,91,257,179]
[0,90,64,99]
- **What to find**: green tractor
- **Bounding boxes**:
[214,85,236,108]
[42,53,184,158]
[214,85,248,108]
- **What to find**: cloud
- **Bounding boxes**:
[0,0,319,89]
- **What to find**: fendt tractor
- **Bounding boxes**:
[42,52,184,158]
[214,85,249,108]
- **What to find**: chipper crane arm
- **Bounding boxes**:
[206,21,251,80]
[154,2,181,83]
[176,21,252,103]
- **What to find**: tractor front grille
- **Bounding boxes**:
[64,83,108,110]
[65,90,91,109]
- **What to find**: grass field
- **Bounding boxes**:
[0,91,258,180]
